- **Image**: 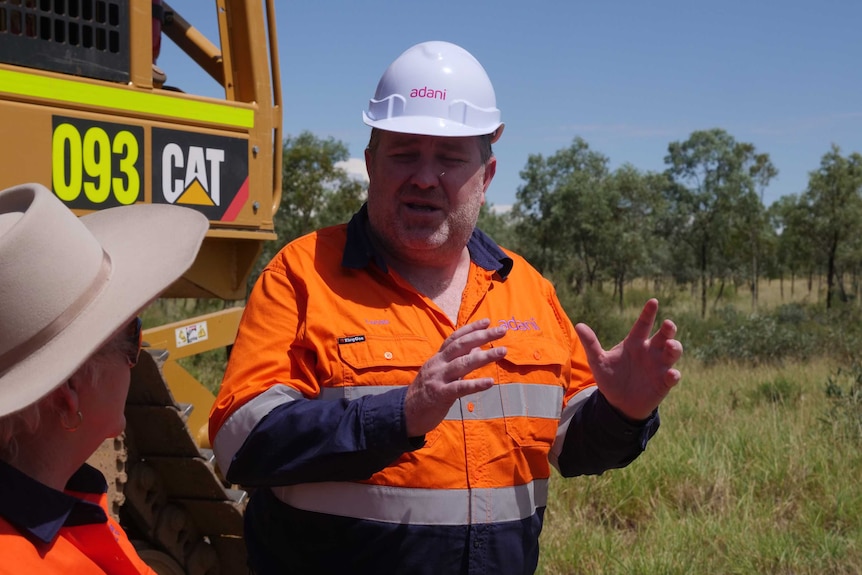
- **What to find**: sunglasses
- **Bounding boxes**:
[125,316,143,368]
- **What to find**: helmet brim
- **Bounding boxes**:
[363,112,502,139]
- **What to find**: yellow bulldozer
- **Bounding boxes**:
[0,1,282,573]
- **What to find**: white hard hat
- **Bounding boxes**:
[363,41,504,142]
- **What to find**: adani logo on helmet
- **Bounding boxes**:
[152,127,249,222]
[409,86,447,100]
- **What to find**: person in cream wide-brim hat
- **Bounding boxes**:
[0,182,208,574]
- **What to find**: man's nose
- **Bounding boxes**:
[410,160,445,189]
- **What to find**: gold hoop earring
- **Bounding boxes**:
[62,410,83,432]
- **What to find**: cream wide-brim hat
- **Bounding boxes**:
[0,183,209,417]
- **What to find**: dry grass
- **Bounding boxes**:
[536,281,862,574]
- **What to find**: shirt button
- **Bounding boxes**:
[533,351,541,360]
[467,402,475,412]
[384,351,393,360]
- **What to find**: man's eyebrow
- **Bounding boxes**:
[386,136,422,147]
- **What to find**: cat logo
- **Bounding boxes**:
[152,127,248,221]
[161,143,225,206]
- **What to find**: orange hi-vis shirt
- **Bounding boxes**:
[209,206,659,574]
[0,462,156,575]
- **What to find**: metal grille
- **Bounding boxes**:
[0,0,129,82]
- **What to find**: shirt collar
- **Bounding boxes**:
[342,203,513,279]
[0,460,108,544]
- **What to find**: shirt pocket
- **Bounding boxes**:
[336,334,435,388]
[336,334,441,447]
[495,338,569,449]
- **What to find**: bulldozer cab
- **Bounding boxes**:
[0,2,282,573]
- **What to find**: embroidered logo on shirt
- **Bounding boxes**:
[497,316,541,331]
[338,335,366,344]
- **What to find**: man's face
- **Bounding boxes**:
[364,131,496,266]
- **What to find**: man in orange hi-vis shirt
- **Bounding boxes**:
[210,41,683,575]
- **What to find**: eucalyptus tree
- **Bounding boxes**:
[603,165,670,311]
[747,153,779,310]
[477,203,516,249]
[800,145,862,309]
[770,194,814,299]
[664,129,775,317]
[513,137,611,292]
[278,131,365,242]
[248,131,366,292]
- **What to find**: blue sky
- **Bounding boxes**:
[161,1,862,210]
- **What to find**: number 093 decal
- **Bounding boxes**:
[52,117,145,209]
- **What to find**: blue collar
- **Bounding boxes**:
[341,203,513,278]
[0,459,108,544]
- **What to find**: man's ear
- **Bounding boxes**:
[490,125,504,144]
[365,147,373,179]
[483,155,497,193]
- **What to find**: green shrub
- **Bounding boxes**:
[823,361,862,444]
[749,376,802,406]
[691,306,816,366]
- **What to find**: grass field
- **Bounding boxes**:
[147,277,862,573]
[537,278,862,574]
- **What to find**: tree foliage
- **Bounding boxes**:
[663,129,776,317]
[513,137,612,291]
[242,129,862,321]
[798,145,862,308]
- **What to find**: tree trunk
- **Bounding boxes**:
[700,241,708,318]
[827,233,838,309]
[751,242,759,312]
[713,278,726,310]
[617,273,625,313]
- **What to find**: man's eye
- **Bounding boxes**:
[442,156,468,165]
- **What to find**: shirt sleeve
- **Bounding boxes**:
[545,291,660,477]
[226,386,422,486]
[553,389,660,477]
[209,248,421,487]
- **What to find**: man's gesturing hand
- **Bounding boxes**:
[575,298,683,421]
[405,319,508,438]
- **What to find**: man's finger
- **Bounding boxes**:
[626,298,659,343]
[574,322,604,368]
[447,346,507,381]
[648,319,677,350]
[441,323,507,360]
[662,339,683,364]
[444,377,496,400]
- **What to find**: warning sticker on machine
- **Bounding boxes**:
[152,128,248,221]
[175,321,209,348]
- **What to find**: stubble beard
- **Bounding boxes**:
[371,199,481,267]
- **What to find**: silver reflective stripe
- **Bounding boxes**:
[450,383,563,421]
[271,479,549,525]
[320,383,564,420]
[213,384,304,475]
[549,386,597,472]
